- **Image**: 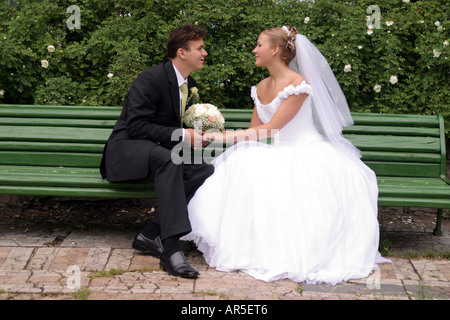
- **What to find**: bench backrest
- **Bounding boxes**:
[0,105,446,180]
[0,104,117,169]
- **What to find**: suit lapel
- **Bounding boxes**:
[164,61,182,122]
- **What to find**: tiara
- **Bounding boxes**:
[282,26,291,37]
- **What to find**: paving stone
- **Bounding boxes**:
[129,252,160,271]
[82,247,111,272]
[0,247,12,266]
[411,259,448,282]
[48,248,89,271]
[104,248,134,271]
[1,247,34,271]
[26,247,59,271]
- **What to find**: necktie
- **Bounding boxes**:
[180,83,188,125]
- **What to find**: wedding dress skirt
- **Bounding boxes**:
[182,82,389,284]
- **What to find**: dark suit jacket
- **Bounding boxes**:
[100,60,197,182]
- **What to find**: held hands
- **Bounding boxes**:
[203,131,225,144]
[185,129,224,149]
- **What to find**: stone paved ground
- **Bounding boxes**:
[0,205,448,301]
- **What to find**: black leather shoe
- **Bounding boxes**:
[160,251,200,279]
[132,233,163,258]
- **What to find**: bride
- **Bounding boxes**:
[182,26,390,285]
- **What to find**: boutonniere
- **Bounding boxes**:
[187,86,200,105]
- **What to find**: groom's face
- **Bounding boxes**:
[182,39,208,71]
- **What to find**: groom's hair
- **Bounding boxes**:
[166,25,206,59]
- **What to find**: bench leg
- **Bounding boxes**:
[433,208,443,236]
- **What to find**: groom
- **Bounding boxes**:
[100,25,214,278]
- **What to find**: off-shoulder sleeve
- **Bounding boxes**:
[251,86,258,103]
[279,81,313,100]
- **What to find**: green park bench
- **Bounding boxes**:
[0,104,448,235]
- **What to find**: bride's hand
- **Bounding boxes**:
[203,131,224,143]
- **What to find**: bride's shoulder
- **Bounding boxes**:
[290,72,307,87]
[281,73,312,98]
[252,78,269,96]
[255,78,269,89]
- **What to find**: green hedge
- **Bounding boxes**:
[0,0,448,132]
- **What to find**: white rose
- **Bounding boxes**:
[206,107,220,117]
[390,76,398,85]
[373,84,381,93]
[444,40,449,46]
[190,87,198,95]
[41,60,49,68]
[435,21,441,27]
[344,64,352,72]
[433,49,441,58]
[0,90,4,96]
[304,17,310,24]
[194,105,207,116]
[367,29,373,35]
[47,45,55,53]
[386,21,394,27]
[107,73,114,78]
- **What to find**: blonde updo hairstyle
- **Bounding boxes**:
[262,26,298,65]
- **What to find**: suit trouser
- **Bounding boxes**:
[145,145,214,240]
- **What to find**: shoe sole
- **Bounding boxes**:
[160,262,199,279]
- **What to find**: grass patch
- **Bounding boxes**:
[73,287,90,300]
[404,250,450,260]
[89,268,125,278]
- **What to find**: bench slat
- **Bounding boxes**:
[366,161,441,177]
[0,117,117,128]
[0,104,121,119]
[345,135,441,153]
[0,151,101,167]
[0,126,111,143]
[0,165,101,176]
[378,181,450,198]
[378,197,450,208]
[0,141,104,153]
[343,125,440,137]
[350,113,440,127]
[0,173,153,189]
[361,151,440,163]
[377,176,449,186]
[379,187,450,199]
[0,185,155,198]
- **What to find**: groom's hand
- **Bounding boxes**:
[185,128,208,149]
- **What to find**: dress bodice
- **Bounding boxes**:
[251,81,323,146]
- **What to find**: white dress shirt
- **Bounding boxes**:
[172,64,187,141]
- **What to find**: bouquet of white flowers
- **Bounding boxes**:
[183,103,225,131]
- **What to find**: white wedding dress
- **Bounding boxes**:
[182,81,389,285]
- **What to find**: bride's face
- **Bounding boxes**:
[252,34,274,67]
